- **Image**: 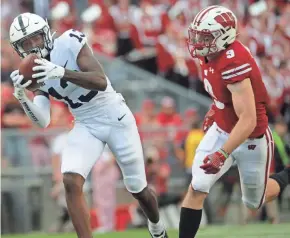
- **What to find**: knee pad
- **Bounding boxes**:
[123,176,147,194]
[191,177,211,193]
[242,197,262,210]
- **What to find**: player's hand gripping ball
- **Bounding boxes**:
[32,58,65,82]
[19,53,42,91]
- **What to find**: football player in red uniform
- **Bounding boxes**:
[179,5,277,237]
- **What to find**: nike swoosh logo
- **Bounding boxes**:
[118,114,126,121]
[63,60,68,68]
[150,230,166,238]
[47,66,57,73]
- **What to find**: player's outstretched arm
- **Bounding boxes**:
[222,78,257,154]
[10,70,50,128]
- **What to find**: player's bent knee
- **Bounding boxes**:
[191,177,211,194]
[63,172,85,194]
[242,199,261,210]
[131,186,150,200]
[124,176,147,194]
[182,185,208,209]
[188,185,208,202]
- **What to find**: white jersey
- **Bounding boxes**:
[43,33,147,196]
[39,29,119,121]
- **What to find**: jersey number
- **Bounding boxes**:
[204,79,225,109]
[69,30,85,43]
[226,49,235,59]
[48,74,98,109]
[48,87,98,109]
[47,30,97,108]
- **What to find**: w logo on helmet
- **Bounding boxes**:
[214,12,236,29]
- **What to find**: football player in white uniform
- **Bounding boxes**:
[9,13,168,238]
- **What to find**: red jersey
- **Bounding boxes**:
[199,40,269,138]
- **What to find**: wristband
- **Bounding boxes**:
[219,148,229,159]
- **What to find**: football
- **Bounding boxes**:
[19,54,41,91]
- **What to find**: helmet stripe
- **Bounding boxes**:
[17,15,27,35]
[195,6,219,25]
[193,8,205,25]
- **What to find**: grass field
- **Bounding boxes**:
[3,224,290,238]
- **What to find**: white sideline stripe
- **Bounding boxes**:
[222,67,252,80]
[221,63,250,75]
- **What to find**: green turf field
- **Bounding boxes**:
[3,224,290,238]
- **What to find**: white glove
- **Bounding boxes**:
[10,70,32,100]
[32,58,65,83]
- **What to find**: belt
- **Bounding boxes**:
[251,134,264,139]
[216,127,264,140]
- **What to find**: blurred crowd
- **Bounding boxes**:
[2,0,290,123]
[1,0,290,231]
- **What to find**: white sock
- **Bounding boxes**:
[148,219,164,233]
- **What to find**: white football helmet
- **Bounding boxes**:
[9,13,53,58]
[187,5,237,58]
